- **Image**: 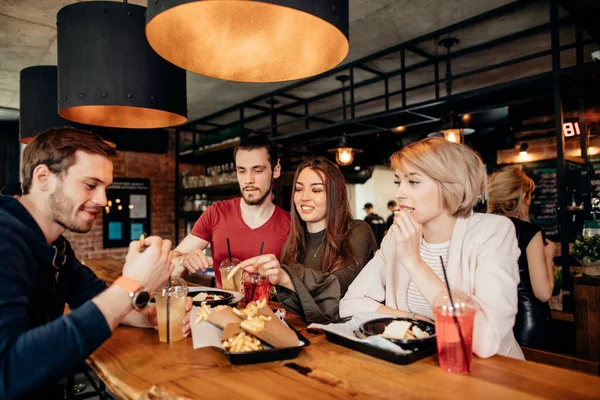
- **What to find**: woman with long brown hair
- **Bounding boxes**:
[488,166,555,349]
[237,157,376,323]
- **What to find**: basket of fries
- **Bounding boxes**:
[193,298,308,364]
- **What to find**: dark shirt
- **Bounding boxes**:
[277,220,376,323]
[509,217,551,349]
[0,196,111,399]
[386,213,394,231]
[364,213,386,246]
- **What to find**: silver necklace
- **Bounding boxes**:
[308,232,326,257]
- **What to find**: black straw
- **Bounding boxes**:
[166,276,171,342]
[226,237,232,264]
[439,256,470,373]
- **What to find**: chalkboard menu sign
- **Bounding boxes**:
[589,158,600,199]
[102,178,150,248]
[522,161,559,240]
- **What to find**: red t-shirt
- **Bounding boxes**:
[190,197,290,287]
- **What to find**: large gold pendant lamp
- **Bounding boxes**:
[57,2,187,129]
[145,0,350,82]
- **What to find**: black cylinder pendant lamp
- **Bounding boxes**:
[19,66,68,144]
[146,0,349,82]
[57,1,187,129]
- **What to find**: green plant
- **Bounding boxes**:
[570,234,600,263]
[553,267,561,296]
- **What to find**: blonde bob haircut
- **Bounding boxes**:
[390,137,486,218]
[487,166,535,221]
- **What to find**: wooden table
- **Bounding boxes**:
[88,319,600,400]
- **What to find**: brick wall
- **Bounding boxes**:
[64,131,176,262]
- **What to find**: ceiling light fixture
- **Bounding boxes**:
[328,134,363,166]
[519,142,529,155]
[431,38,475,142]
[19,65,117,148]
[327,74,362,166]
[145,0,349,82]
[57,1,187,129]
[19,66,68,144]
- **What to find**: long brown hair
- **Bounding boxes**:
[488,166,535,221]
[281,157,360,272]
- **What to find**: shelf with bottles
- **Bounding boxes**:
[178,127,242,164]
[180,193,216,216]
[180,162,238,190]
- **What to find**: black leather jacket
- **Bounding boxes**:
[509,217,551,349]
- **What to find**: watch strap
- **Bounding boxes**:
[114,276,141,295]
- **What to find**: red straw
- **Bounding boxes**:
[439,256,470,373]
[249,241,264,302]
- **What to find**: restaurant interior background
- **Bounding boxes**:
[1,0,600,372]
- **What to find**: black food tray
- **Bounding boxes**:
[225,328,310,365]
[323,330,437,365]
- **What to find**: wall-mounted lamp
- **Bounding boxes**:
[328,134,362,166]
[146,0,349,82]
[519,142,529,156]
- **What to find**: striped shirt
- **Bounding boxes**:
[406,239,449,320]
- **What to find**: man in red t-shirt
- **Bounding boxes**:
[173,133,290,287]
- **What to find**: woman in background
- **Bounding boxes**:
[340,138,523,359]
[488,166,555,349]
[237,157,376,323]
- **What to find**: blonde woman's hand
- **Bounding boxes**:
[237,254,287,286]
[544,238,556,262]
[392,209,423,269]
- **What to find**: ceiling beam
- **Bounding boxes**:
[355,64,384,76]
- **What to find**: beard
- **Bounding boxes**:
[241,179,273,206]
[49,182,98,234]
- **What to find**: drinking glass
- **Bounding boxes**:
[153,277,188,343]
[219,258,242,292]
[433,292,477,373]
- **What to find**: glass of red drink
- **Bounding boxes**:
[242,270,269,304]
[433,292,477,373]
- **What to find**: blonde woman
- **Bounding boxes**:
[340,138,523,359]
[488,166,555,349]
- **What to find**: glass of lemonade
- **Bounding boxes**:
[154,277,188,343]
[219,258,242,292]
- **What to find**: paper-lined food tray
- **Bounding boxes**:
[308,313,436,365]
[191,302,308,365]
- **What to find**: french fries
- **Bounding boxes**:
[222,331,264,353]
[194,303,228,324]
[241,317,269,333]
[226,264,242,282]
[232,298,268,320]
[139,233,145,242]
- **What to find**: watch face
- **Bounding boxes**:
[134,291,151,309]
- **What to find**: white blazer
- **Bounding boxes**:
[340,213,524,359]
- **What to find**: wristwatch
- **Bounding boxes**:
[114,276,150,311]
